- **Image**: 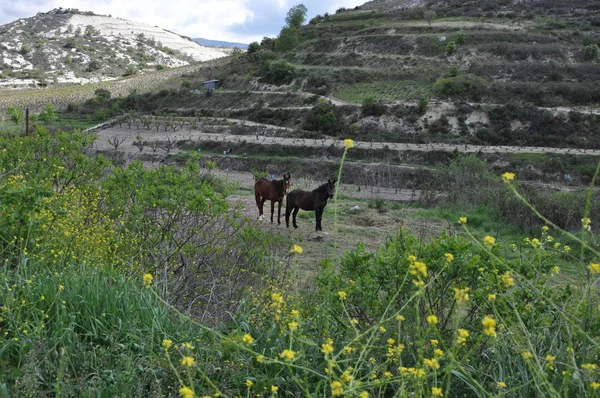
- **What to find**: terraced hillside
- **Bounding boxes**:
[4,0,600,197]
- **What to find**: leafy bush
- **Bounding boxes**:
[261,60,297,85]
[361,95,386,117]
[433,74,488,100]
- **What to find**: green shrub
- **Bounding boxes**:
[261,60,297,85]
[433,74,488,100]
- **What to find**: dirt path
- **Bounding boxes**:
[94,125,600,156]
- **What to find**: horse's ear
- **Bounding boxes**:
[331,178,337,184]
[285,173,290,179]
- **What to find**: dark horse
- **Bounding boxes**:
[285,179,337,231]
[254,173,291,224]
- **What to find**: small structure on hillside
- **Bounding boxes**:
[202,79,219,97]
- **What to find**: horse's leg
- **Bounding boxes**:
[270,200,275,223]
[259,198,266,220]
[292,208,299,229]
[285,204,291,228]
[255,191,262,219]
[277,200,282,225]
[315,208,322,231]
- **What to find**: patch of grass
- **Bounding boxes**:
[332,80,432,102]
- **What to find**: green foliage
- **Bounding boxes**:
[417,95,429,114]
[275,26,301,53]
[19,44,31,55]
[361,95,385,117]
[285,4,308,29]
[6,106,24,125]
[38,103,57,126]
[261,60,297,85]
[304,98,344,135]
[445,41,457,54]
[585,43,600,61]
[93,88,112,103]
[433,74,488,99]
[84,24,100,38]
[424,10,437,25]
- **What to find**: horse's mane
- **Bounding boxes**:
[313,183,329,192]
[273,179,286,191]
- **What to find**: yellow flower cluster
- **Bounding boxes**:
[588,263,600,274]
[289,244,303,254]
[431,387,443,397]
[453,287,470,304]
[457,329,470,346]
[179,386,194,398]
[242,334,254,345]
[143,273,153,287]
[180,356,195,367]
[424,358,440,370]
[444,253,454,262]
[427,315,439,325]
[502,172,516,182]
[483,235,496,246]
[501,272,515,288]
[280,349,296,361]
[482,316,497,337]
[458,217,468,225]
[344,138,355,149]
[331,381,344,396]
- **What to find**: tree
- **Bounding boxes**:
[275,4,307,53]
[7,106,25,125]
[424,10,437,25]
[285,4,308,29]
[94,88,112,103]
[38,103,57,126]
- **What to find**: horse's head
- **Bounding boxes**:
[283,173,292,192]
[327,178,337,199]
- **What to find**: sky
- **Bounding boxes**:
[0,0,366,44]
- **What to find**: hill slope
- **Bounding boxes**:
[0,8,230,88]
[193,38,248,49]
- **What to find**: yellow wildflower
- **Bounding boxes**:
[359,392,369,398]
[482,316,497,337]
[458,217,467,225]
[321,343,334,354]
[430,339,439,346]
[501,272,515,288]
[591,382,600,390]
[431,387,443,397]
[143,273,153,287]
[444,253,454,262]
[395,314,405,321]
[581,363,598,370]
[453,287,470,304]
[245,380,253,388]
[387,338,396,345]
[488,294,497,301]
[179,386,195,398]
[280,349,295,361]
[242,334,254,345]
[290,309,300,318]
[413,279,425,288]
[331,381,344,396]
[496,382,507,388]
[427,315,438,325]
[271,385,279,393]
[483,235,496,246]
[563,245,571,252]
[180,356,196,367]
[162,339,173,349]
[256,355,265,363]
[288,321,299,331]
[522,351,533,360]
[424,358,440,369]
[542,225,549,232]
[58,284,64,291]
[384,371,392,378]
[379,326,387,333]
[344,138,355,149]
[434,349,444,357]
[552,266,560,274]
[183,343,194,349]
[290,244,303,254]
[338,291,348,300]
[531,238,541,248]
[588,263,600,274]
[502,172,516,182]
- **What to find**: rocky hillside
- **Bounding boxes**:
[0,8,230,88]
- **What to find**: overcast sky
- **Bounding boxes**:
[0,0,366,43]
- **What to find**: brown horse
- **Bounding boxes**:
[285,179,336,231]
[254,173,291,224]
